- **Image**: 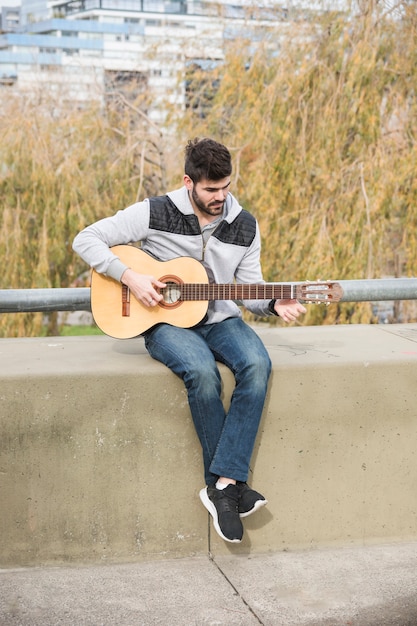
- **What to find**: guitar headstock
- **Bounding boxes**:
[297,281,343,303]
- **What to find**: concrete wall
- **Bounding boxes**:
[1,324,417,567]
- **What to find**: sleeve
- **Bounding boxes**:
[72,200,150,281]
[234,222,276,318]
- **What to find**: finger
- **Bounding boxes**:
[150,283,165,302]
[150,291,163,303]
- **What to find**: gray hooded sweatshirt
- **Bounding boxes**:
[72,186,274,325]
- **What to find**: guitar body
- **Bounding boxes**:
[90,246,209,338]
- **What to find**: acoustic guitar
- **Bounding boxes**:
[90,245,343,338]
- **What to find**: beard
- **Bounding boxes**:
[191,187,225,217]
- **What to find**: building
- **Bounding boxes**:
[0,5,21,32]
[0,1,305,120]
[21,0,51,25]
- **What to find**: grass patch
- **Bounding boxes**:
[59,325,104,336]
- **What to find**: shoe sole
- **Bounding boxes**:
[199,488,242,543]
[239,498,268,518]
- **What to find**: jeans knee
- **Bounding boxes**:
[241,352,271,387]
[264,353,272,378]
[184,361,221,394]
[255,349,272,374]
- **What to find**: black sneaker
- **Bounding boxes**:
[237,482,267,518]
[199,484,243,543]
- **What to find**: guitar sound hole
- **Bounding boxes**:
[159,275,183,309]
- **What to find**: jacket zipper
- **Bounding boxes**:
[201,221,222,261]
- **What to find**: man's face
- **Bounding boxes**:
[185,176,231,219]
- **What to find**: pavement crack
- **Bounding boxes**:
[208,551,264,625]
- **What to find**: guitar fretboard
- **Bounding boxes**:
[179,284,301,301]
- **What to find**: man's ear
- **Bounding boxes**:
[183,174,193,190]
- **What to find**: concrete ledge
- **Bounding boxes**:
[1,324,417,567]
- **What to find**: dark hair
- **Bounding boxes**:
[184,137,232,183]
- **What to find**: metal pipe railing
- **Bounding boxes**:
[336,278,417,302]
[0,288,91,313]
[0,279,417,314]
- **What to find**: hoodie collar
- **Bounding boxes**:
[166,186,242,224]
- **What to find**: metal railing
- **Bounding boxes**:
[0,279,417,313]
[0,288,91,313]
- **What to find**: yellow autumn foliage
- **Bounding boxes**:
[1,1,417,335]
[179,2,417,325]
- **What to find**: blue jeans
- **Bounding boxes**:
[144,317,272,485]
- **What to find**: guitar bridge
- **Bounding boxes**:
[122,284,130,317]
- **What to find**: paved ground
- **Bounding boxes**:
[1,541,417,625]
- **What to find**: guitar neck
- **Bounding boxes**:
[180,283,302,301]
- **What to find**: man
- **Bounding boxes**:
[73,137,306,543]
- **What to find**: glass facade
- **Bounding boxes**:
[20,0,50,25]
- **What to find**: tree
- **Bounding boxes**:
[0,92,166,336]
[177,1,417,324]
[2,1,417,335]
